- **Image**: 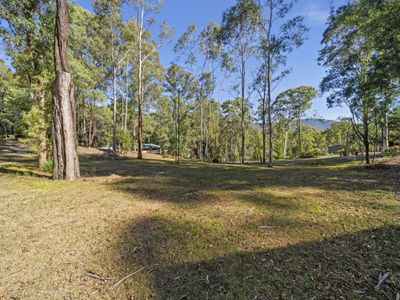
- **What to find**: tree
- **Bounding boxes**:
[325,119,355,155]
[275,86,317,156]
[0,61,31,137]
[93,0,128,153]
[320,2,379,164]
[52,0,80,180]
[0,0,54,168]
[173,22,222,160]
[359,0,400,86]
[220,0,261,164]
[220,98,246,162]
[255,0,308,166]
[274,99,295,159]
[389,106,400,145]
[352,0,400,153]
[129,0,172,159]
[153,95,173,155]
[164,64,196,163]
[69,4,106,148]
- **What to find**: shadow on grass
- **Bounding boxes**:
[0,166,50,179]
[78,157,400,209]
[113,216,400,299]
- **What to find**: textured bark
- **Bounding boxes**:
[52,0,80,180]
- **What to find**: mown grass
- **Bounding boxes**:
[0,145,399,299]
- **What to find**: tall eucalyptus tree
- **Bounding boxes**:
[93,0,128,152]
[220,0,261,164]
[52,0,80,180]
[129,0,173,159]
[255,0,308,166]
[173,21,222,160]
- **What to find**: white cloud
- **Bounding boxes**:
[305,9,330,23]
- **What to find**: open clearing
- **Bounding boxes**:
[1,143,400,299]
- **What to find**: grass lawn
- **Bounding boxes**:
[1,144,400,299]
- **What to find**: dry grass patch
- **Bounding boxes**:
[1,147,400,299]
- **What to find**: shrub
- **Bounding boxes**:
[300,148,323,158]
[385,146,399,157]
[116,128,132,154]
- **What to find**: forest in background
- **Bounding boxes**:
[1,1,400,297]
[0,0,399,170]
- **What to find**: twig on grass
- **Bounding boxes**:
[179,291,190,299]
[85,272,113,282]
[111,266,147,290]
[375,272,390,289]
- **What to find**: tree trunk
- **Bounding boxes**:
[200,101,204,160]
[124,65,129,131]
[267,100,273,167]
[365,138,370,164]
[52,0,80,180]
[283,130,288,159]
[364,119,370,164]
[82,103,87,146]
[262,95,266,164]
[137,81,143,159]
[240,54,246,164]
[136,6,144,160]
[177,90,181,164]
[383,112,389,151]
[205,130,209,160]
[112,63,117,152]
[266,1,273,168]
[37,89,47,169]
[132,97,136,151]
[298,117,302,155]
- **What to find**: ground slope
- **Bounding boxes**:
[0,143,399,299]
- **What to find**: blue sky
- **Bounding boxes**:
[74,0,350,120]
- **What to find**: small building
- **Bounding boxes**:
[328,145,344,155]
[143,144,161,154]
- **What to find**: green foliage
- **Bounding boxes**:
[94,106,114,147]
[319,0,399,164]
[164,64,197,161]
[385,146,400,157]
[116,128,132,153]
[1,0,398,167]
[298,126,327,158]
[20,105,48,153]
[389,107,400,143]
[42,157,53,173]
[0,61,32,137]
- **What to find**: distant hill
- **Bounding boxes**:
[302,118,336,131]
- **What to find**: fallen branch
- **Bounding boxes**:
[179,291,190,299]
[259,226,276,230]
[375,272,390,289]
[111,266,147,290]
[85,272,112,282]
